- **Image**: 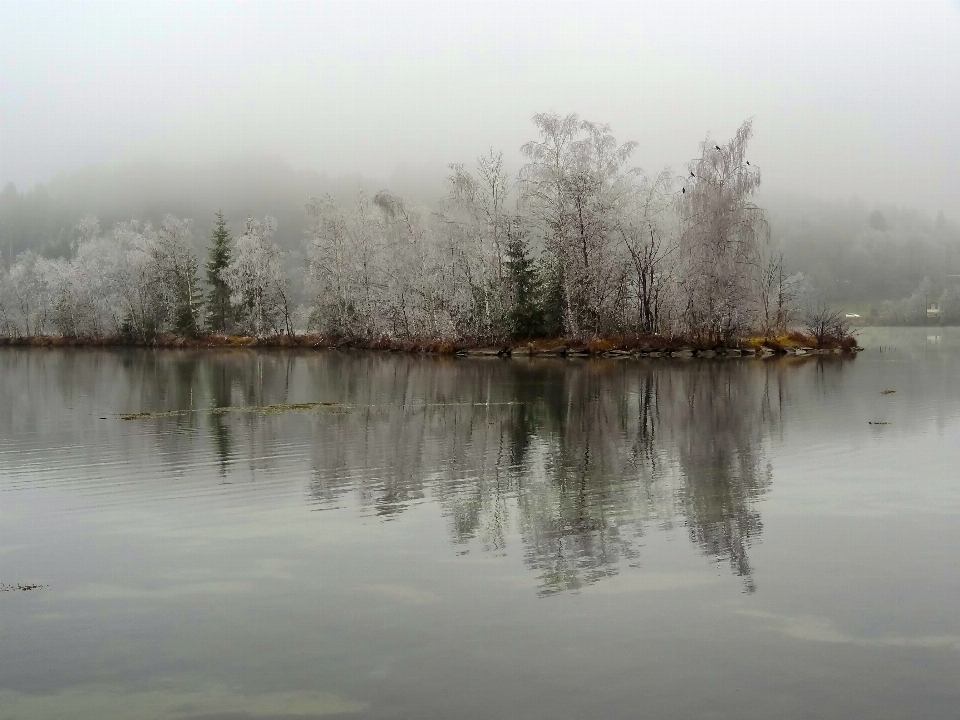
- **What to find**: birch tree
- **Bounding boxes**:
[442,149,513,336]
[677,119,768,342]
[47,226,122,337]
[755,249,796,336]
[518,113,581,334]
[113,221,167,338]
[152,216,202,335]
[2,252,52,336]
[445,149,510,281]
[305,193,380,338]
[38,216,121,338]
[519,113,636,335]
[221,217,291,337]
[374,191,444,338]
[617,169,678,334]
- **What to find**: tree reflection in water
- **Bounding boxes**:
[305,357,782,595]
[7,349,826,595]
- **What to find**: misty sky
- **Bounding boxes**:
[1,0,958,211]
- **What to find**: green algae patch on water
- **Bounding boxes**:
[254,402,340,414]
[119,401,341,421]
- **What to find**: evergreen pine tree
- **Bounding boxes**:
[538,258,565,338]
[206,212,233,333]
[504,223,544,339]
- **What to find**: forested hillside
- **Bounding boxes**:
[765,196,960,321]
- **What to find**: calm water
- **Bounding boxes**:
[1,328,959,720]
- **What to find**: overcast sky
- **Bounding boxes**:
[1,0,958,211]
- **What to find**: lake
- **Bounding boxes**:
[1,328,959,719]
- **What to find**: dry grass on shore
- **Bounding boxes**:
[0,330,861,356]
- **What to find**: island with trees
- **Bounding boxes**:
[0,115,859,357]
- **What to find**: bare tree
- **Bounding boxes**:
[804,304,850,344]
[756,249,796,336]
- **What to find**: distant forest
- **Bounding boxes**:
[1,114,958,342]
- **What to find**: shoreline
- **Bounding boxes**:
[0,333,862,358]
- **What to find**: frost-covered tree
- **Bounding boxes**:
[0,276,11,336]
[221,217,291,337]
[305,193,383,338]
[519,114,636,335]
[46,225,123,336]
[445,149,510,281]
[33,216,120,338]
[518,113,582,335]
[678,119,768,342]
[755,249,797,336]
[108,219,200,338]
[616,169,677,334]
[441,149,514,337]
[153,216,202,335]
[1,251,53,336]
[307,189,464,341]
[373,191,450,338]
[0,263,8,331]
[113,221,167,337]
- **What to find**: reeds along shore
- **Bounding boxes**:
[0,332,862,357]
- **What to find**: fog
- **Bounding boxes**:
[2,1,960,329]
[2,0,959,213]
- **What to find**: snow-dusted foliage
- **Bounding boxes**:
[615,169,678,335]
[151,216,202,334]
[221,217,291,337]
[519,114,638,336]
[677,119,769,342]
[1,215,202,339]
[0,114,793,343]
[0,251,53,336]
[440,149,513,338]
[359,191,458,339]
[305,192,387,338]
[306,190,471,340]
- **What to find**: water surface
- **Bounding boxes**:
[2,328,959,719]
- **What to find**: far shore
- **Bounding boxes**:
[0,332,862,358]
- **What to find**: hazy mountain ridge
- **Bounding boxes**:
[0,159,446,261]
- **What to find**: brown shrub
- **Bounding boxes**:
[585,337,617,354]
[786,331,816,347]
